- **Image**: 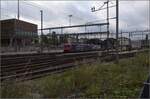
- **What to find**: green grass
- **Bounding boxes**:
[1,52,149,98]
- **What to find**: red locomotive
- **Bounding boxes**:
[63,43,99,53]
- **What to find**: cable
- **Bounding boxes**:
[1,6,40,21]
[98,3,105,11]
[85,17,116,24]
[22,1,42,9]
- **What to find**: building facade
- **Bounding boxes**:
[1,19,38,47]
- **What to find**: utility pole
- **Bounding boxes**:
[106,0,109,39]
[116,0,119,63]
[129,32,131,51]
[17,0,20,20]
[40,10,43,52]
[91,0,114,52]
[121,30,122,51]
[105,0,110,52]
[69,15,72,26]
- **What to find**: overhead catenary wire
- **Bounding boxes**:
[23,1,104,26]
[22,1,89,25]
[2,1,111,26]
[1,1,42,19]
[2,1,117,34]
[1,7,40,21]
[85,17,116,24]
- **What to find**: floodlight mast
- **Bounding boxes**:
[69,15,73,26]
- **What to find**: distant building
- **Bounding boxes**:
[141,34,149,48]
[78,38,88,43]
[67,37,77,43]
[118,37,130,46]
[0,19,38,47]
[118,37,131,50]
[67,37,88,44]
[131,40,141,49]
[141,40,149,48]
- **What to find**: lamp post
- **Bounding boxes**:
[68,15,72,26]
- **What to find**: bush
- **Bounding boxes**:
[1,81,33,98]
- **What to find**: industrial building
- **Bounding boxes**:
[0,19,38,47]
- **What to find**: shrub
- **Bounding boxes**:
[1,52,149,98]
[1,81,33,98]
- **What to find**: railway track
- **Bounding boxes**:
[1,49,148,82]
[1,51,100,82]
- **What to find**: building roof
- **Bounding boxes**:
[0,18,37,26]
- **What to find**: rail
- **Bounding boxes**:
[1,49,148,82]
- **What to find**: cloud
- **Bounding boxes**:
[1,0,149,34]
[119,1,149,31]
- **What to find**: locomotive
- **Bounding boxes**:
[63,43,100,53]
[63,38,117,53]
[63,37,149,53]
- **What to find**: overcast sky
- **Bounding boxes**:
[1,0,149,34]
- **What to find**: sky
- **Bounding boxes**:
[1,0,149,35]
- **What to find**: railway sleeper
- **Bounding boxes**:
[1,55,56,66]
[2,56,95,79]
[1,62,75,82]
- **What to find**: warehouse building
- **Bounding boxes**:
[0,19,38,47]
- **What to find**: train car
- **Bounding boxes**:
[63,43,76,52]
[63,43,93,53]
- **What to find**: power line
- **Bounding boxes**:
[22,1,42,9]
[1,7,39,20]
[24,2,94,25]
[17,1,105,26]
[1,1,42,20]
[85,17,116,24]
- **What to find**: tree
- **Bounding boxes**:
[86,38,102,45]
[102,38,117,49]
[32,37,39,45]
[42,35,49,46]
